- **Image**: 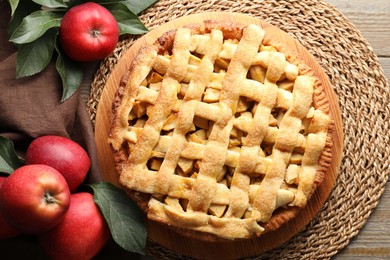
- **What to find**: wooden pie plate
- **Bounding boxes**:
[94,12,343,260]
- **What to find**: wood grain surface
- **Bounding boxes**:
[327,0,390,80]
[326,1,390,259]
[93,12,343,259]
[78,1,389,258]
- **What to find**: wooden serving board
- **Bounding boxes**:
[94,12,343,260]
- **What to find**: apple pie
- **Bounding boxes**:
[108,20,333,240]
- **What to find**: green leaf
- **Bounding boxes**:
[55,44,84,102]
[10,10,62,44]
[7,0,41,37]
[32,0,67,8]
[0,136,24,174]
[89,182,147,255]
[16,28,57,78]
[93,0,158,15]
[8,0,20,16]
[106,3,148,35]
[119,0,159,15]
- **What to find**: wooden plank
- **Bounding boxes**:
[334,182,390,259]
[327,0,390,56]
[378,57,390,82]
[81,2,388,259]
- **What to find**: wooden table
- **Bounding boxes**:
[326,0,390,258]
[0,0,386,259]
[80,1,389,258]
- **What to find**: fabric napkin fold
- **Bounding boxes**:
[0,2,102,184]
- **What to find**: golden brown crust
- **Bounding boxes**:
[108,20,333,240]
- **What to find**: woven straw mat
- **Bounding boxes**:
[86,0,390,259]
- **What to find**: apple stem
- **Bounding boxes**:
[44,192,58,205]
[90,29,100,38]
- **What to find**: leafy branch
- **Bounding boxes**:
[7,0,158,102]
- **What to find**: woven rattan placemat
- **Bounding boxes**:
[86,0,390,259]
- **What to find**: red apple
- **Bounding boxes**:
[25,135,91,192]
[0,165,70,234]
[0,177,21,239]
[59,2,119,61]
[38,192,110,260]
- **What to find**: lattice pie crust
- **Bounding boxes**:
[109,21,333,240]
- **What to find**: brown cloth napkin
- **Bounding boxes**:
[0,2,140,259]
[0,3,102,184]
